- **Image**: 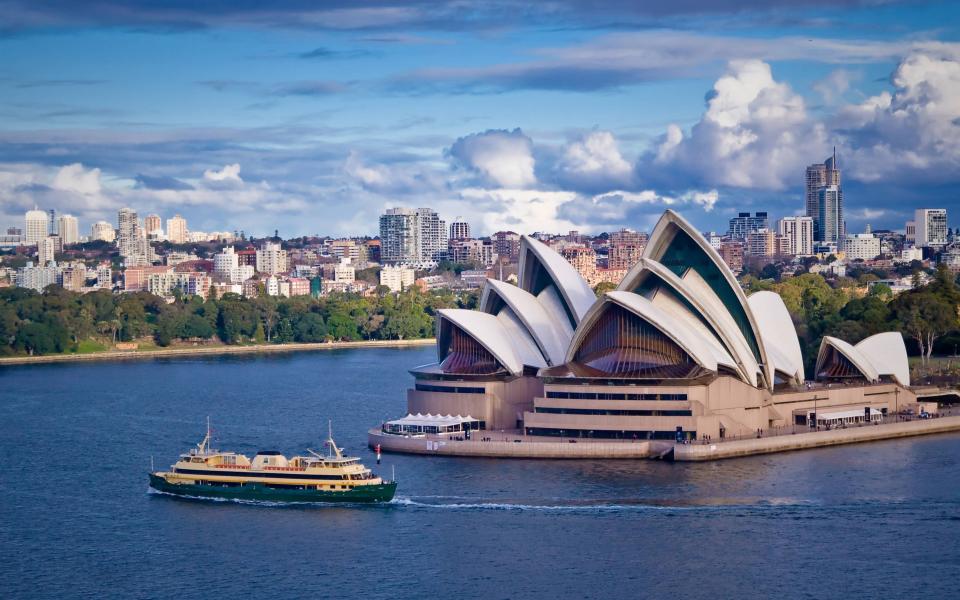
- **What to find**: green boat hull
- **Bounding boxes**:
[149,474,397,504]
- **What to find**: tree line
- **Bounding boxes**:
[743,263,960,374]
[2,268,958,364]
[0,286,479,356]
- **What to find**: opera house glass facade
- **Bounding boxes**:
[399,209,915,442]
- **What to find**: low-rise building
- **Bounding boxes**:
[844,233,881,261]
[380,265,415,292]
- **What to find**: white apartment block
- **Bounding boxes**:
[166,214,188,244]
[17,262,59,291]
[256,242,288,275]
[844,233,881,261]
[777,216,815,256]
[912,209,948,248]
[38,236,58,266]
[25,209,49,245]
[380,265,415,292]
[91,221,116,243]
[57,214,79,245]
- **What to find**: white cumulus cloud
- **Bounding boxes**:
[203,163,243,183]
[648,59,827,191]
[555,130,633,189]
[447,129,536,188]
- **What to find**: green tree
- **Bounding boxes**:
[293,312,327,342]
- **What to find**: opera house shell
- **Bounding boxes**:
[403,209,916,441]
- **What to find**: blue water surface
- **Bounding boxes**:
[1,347,959,599]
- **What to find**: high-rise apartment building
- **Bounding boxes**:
[38,236,57,265]
[379,207,447,265]
[817,185,844,246]
[380,208,419,264]
[562,245,597,283]
[144,214,163,237]
[910,209,948,248]
[728,212,769,240]
[57,214,79,245]
[417,208,447,263]
[449,218,471,241]
[491,231,521,261]
[25,209,49,245]
[117,207,138,257]
[777,216,814,256]
[719,240,745,274]
[806,149,843,242]
[91,221,116,243]
[745,229,776,257]
[449,239,496,266]
[608,229,648,270]
[117,208,150,265]
[256,241,288,275]
[166,214,188,244]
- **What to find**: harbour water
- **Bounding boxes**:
[2,347,960,599]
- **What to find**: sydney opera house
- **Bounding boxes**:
[391,209,916,444]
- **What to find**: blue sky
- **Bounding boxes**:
[1,0,959,237]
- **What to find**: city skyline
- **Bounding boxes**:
[1,2,958,237]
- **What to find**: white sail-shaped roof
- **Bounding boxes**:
[518,235,595,329]
[748,291,805,385]
[642,210,773,389]
[618,257,758,386]
[480,278,570,366]
[855,332,910,386]
[815,336,880,383]
[436,309,546,376]
[566,291,719,372]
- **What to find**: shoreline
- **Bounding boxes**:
[0,338,435,366]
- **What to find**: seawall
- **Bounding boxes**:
[368,429,667,459]
[0,338,435,366]
[673,416,960,461]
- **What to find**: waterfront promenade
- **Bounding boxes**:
[0,338,435,366]
[370,406,960,461]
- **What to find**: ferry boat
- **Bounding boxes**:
[149,421,397,504]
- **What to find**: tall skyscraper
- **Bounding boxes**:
[117,207,138,258]
[806,149,843,242]
[47,209,56,235]
[777,216,814,256]
[727,212,769,240]
[57,214,79,245]
[24,208,49,245]
[379,207,447,265]
[911,209,948,248]
[166,214,188,244]
[817,185,843,246]
[449,217,471,241]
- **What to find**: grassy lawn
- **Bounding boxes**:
[73,340,107,354]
